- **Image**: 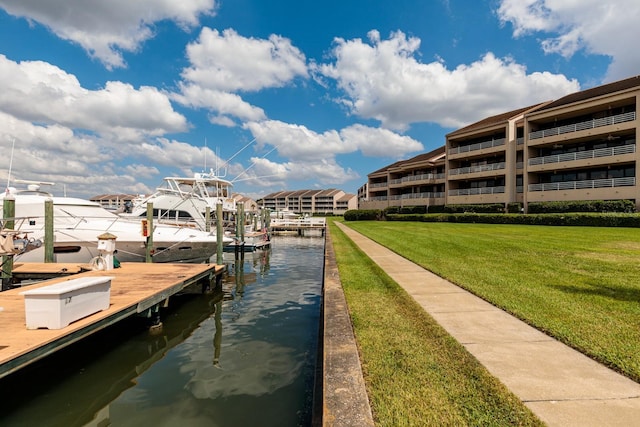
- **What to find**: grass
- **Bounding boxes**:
[340,220,640,382]
[329,220,544,426]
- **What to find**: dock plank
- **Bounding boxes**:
[0,262,224,379]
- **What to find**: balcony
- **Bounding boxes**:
[370,182,388,188]
[401,173,445,182]
[448,138,505,155]
[449,162,505,176]
[399,192,444,200]
[528,177,635,192]
[528,144,636,166]
[529,111,636,140]
[448,186,505,196]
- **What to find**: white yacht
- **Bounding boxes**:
[121,170,237,231]
[1,183,232,264]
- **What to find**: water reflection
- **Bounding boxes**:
[0,236,323,427]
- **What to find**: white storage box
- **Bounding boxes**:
[20,276,113,330]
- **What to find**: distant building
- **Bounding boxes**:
[232,193,259,212]
[359,74,640,212]
[258,189,357,215]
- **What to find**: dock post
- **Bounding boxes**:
[146,202,154,263]
[44,198,54,263]
[238,203,245,243]
[1,195,15,290]
[205,206,211,233]
[216,202,223,265]
[265,208,271,232]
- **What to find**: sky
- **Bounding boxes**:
[0,0,638,201]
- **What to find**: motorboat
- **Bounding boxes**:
[120,170,270,249]
[1,183,232,264]
[120,170,237,231]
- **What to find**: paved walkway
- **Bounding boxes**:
[335,222,640,426]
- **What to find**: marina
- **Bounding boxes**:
[0,262,225,380]
[0,235,325,426]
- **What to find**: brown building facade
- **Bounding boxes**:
[359,75,640,212]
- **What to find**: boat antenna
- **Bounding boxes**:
[6,138,15,192]
[203,137,207,172]
[232,144,279,183]
[218,137,256,173]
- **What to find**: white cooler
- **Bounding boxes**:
[20,276,113,329]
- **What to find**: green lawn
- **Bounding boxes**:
[329,220,544,426]
[340,220,640,382]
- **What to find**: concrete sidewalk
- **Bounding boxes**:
[335,222,640,427]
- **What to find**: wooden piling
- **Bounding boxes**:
[145,202,154,263]
[216,202,223,265]
[2,195,15,290]
[44,198,54,263]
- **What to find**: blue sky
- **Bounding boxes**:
[0,0,638,200]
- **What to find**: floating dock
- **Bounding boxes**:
[269,218,326,235]
[0,262,225,379]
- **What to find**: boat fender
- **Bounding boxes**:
[90,255,107,271]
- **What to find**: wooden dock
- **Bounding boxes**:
[12,262,92,281]
[0,262,225,379]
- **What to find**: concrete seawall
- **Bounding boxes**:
[321,227,375,426]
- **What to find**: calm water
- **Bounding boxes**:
[0,235,325,427]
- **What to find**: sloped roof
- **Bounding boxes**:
[447,103,545,137]
[536,75,640,112]
[369,145,445,177]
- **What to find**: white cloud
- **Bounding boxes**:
[315,30,579,130]
[0,55,188,140]
[243,120,422,162]
[236,157,358,188]
[0,0,217,69]
[340,124,423,157]
[172,84,266,124]
[173,28,308,124]
[124,164,160,179]
[237,120,422,188]
[182,28,308,92]
[497,0,640,81]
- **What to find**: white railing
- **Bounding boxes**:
[400,192,444,199]
[448,138,505,155]
[401,173,445,182]
[449,162,505,176]
[528,144,636,166]
[529,111,636,140]
[448,186,505,196]
[528,177,636,192]
[370,182,388,188]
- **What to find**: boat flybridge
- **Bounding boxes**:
[121,170,238,231]
[1,181,232,264]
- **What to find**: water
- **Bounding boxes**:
[0,235,325,427]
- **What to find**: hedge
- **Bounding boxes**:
[527,200,635,214]
[344,209,381,221]
[385,212,640,227]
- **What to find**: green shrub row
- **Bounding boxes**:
[383,205,448,215]
[386,212,640,227]
[443,203,506,214]
[528,200,635,213]
[344,209,381,221]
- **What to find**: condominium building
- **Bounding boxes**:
[358,147,446,211]
[359,75,640,212]
[258,189,357,215]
